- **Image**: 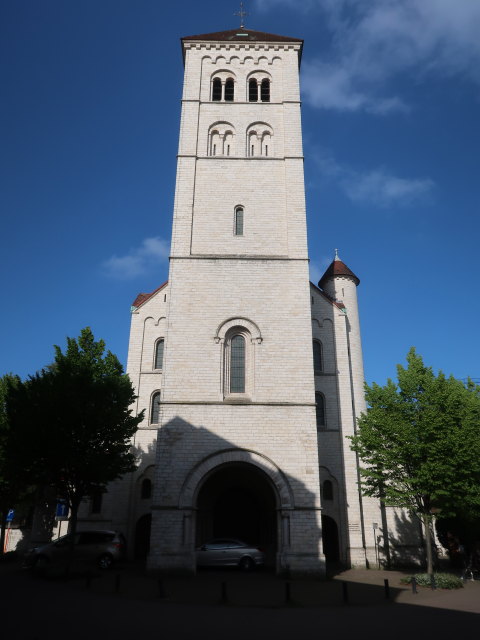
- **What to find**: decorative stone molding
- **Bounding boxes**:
[178,448,294,509]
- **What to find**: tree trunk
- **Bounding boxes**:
[423,513,434,576]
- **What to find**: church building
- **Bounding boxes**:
[90,26,419,575]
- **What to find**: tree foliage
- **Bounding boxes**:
[350,348,480,572]
[7,328,143,537]
[0,374,26,552]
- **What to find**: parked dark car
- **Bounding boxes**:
[24,530,126,571]
[196,538,265,570]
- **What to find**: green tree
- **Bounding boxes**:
[0,374,33,554]
[7,328,143,547]
[350,348,480,575]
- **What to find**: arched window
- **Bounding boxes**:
[230,334,246,393]
[224,78,234,101]
[154,339,164,369]
[315,392,326,429]
[248,130,258,157]
[141,478,152,500]
[224,131,233,156]
[323,480,333,501]
[261,78,270,102]
[150,391,161,424]
[261,132,271,157]
[313,340,323,373]
[249,79,258,102]
[234,207,244,236]
[212,78,222,101]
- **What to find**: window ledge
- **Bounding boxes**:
[223,394,252,404]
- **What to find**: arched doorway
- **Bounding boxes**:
[134,513,152,561]
[195,463,278,567]
[321,514,340,563]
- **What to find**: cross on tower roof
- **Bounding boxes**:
[234,2,248,29]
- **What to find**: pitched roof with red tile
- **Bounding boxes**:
[131,281,168,309]
[318,257,360,289]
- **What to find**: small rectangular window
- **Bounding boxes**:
[235,208,244,236]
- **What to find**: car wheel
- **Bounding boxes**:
[239,556,254,571]
[97,553,113,570]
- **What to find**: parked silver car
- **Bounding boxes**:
[24,530,126,571]
[196,538,265,570]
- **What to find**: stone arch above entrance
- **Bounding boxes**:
[178,449,294,510]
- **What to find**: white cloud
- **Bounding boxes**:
[312,148,434,207]
[256,0,480,113]
[343,169,434,207]
[102,236,169,279]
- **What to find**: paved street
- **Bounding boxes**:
[1,562,478,639]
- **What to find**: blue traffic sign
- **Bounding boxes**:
[55,501,69,519]
[6,509,14,522]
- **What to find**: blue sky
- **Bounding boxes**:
[1,0,479,386]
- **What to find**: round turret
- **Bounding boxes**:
[318,249,360,300]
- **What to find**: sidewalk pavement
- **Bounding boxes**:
[1,561,478,639]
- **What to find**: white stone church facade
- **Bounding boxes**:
[79,27,423,575]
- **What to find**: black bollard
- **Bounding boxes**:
[221,581,228,604]
[85,573,92,590]
[157,578,167,598]
[341,581,349,604]
[114,574,121,593]
[430,574,436,590]
[384,578,390,600]
[285,581,291,604]
[411,576,417,594]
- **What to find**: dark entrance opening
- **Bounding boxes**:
[134,513,152,561]
[196,463,278,567]
[321,514,340,563]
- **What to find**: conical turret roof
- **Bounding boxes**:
[318,251,360,289]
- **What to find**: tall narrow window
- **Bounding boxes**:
[323,480,333,501]
[249,79,258,102]
[151,391,161,424]
[155,339,164,369]
[141,479,152,500]
[313,340,323,373]
[212,78,222,101]
[230,335,246,393]
[315,392,326,429]
[234,207,244,236]
[261,78,270,102]
[224,78,234,101]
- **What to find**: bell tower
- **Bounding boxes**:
[147,27,325,575]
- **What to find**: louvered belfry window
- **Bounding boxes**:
[261,79,270,102]
[151,392,161,424]
[225,78,234,101]
[155,339,164,369]
[212,78,222,101]
[235,207,244,236]
[230,335,246,393]
[249,79,258,102]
